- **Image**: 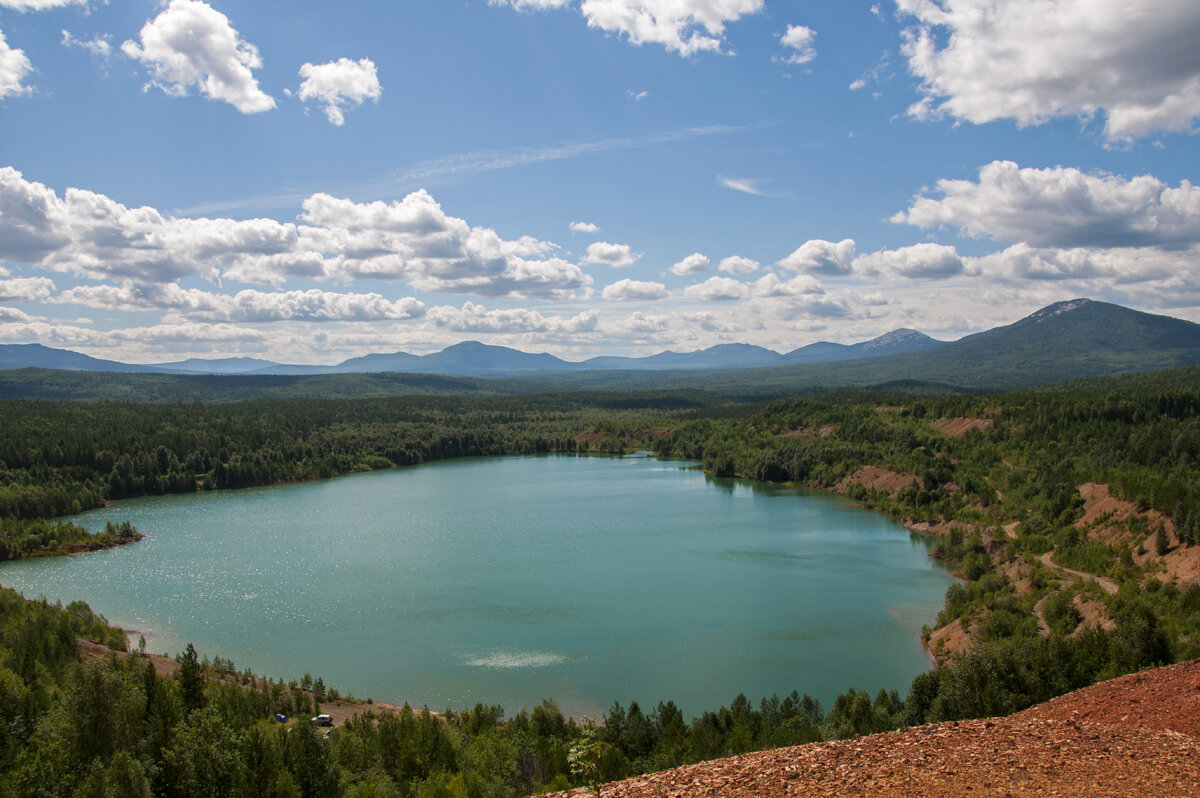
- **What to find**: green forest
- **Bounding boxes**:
[0,365,1198,795]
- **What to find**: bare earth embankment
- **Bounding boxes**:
[543,660,1200,798]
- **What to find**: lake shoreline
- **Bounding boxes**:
[13,452,955,716]
[78,635,435,729]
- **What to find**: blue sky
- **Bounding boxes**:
[1,0,1199,364]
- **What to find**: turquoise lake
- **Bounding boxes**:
[0,455,955,717]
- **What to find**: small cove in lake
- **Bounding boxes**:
[0,454,955,717]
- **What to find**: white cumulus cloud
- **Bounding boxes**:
[778,24,816,65]
[602,278,667,301]
[57,283,426,323]
[582,240,639,268]
[569,220,600,233]
[894,161,1200,249]
[0,319,271,357]
[0,276,54,301]
[0,167,298,284]
[0,28,33,98]
[298,57,381,126]
[684,275,747,301]
[121,0,276,114]
[670,252,709,276]
[108,322,269,348]
[766,293,854,321]
[427,302,597,334]
[579,0,764,56]
[0,306,37,323]
[62,30,112,60]
[777,238,856,275]
[0,0,85,9]
[974,243,1191,284]
[853,243,965,280]
[751,272,824,297]
[897,0,1200,140]
[295,190,590,299]
[0,167,591,301]
[718,255,759,275]
[607,310,670,336]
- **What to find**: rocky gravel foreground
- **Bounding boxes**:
[545,659,1200,798]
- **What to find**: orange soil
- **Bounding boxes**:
[1074,482,1200,586]
[782,425,835,440]
[838,465,922,497]
[926,617,970,665]
[543,660,1200,798]
[930,417,993,437]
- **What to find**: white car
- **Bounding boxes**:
[312,714,333,726]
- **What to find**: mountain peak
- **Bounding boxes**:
[860,328,934,350]
[700,343,779,356]
[442,340,491,352]
[1028,298,1093,322]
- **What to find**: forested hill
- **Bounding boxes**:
[1,367,1199,795]
[0,369,548,402]
[540,299,1200,393]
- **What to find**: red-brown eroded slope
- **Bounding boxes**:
[1018,657,1200,737]
[542,660,1200,798]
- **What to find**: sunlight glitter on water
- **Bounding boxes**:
[464,651,574,669]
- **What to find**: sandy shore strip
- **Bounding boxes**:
[78,636,433,726]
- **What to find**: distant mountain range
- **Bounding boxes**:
[0,343,154,373]
[547,298,1200,394]
[154,357,280,374]
[778,328,943,365]
[0,326,947,376]
[2,300,1199,395]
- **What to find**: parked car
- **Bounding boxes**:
[312,714,333,726]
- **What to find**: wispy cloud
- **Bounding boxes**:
[177,124,753,217]
[717,175,791,198]
[375,125,750,191]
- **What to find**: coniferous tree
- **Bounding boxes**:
[177,643,206,715]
